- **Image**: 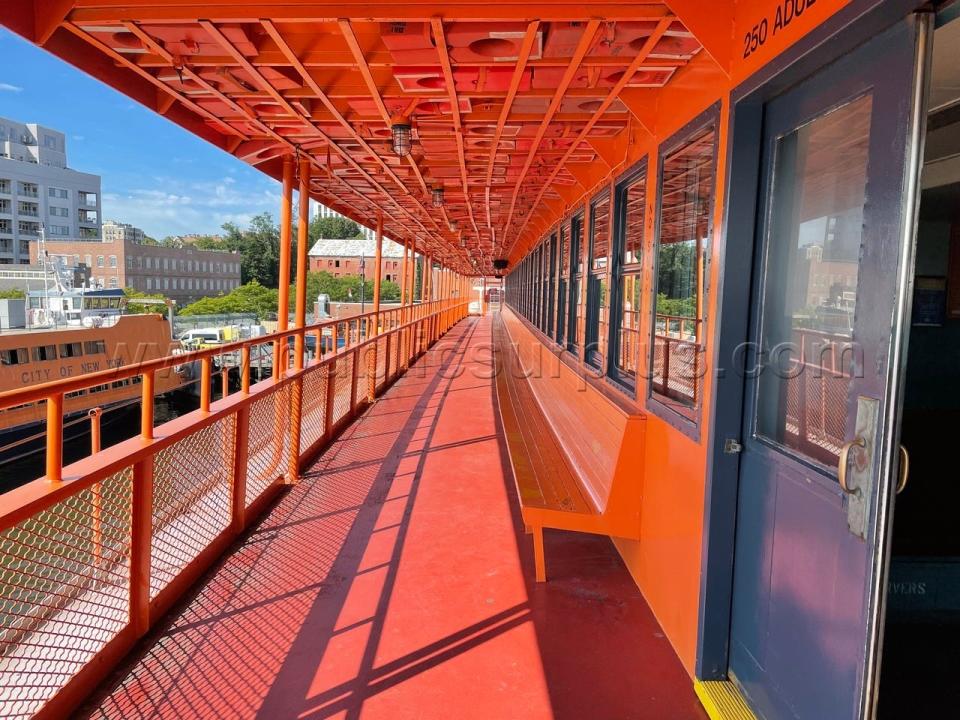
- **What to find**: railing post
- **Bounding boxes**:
[130,456,153,637]
[199,358,211,413]
[231,406,250,533]
[241,345,251,393]
[349,349,359,416]
[45,391,64,484]
[89,407,103,569]
[142,370,155,438]
[221,367,229,398]
[324,358,337,440]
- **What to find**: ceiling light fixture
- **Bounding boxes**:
[432,185,445,208]
[391,117,412,157]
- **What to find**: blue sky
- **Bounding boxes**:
[0,27,283,238]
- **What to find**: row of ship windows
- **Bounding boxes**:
[1,376,141,412]
[0,340,106,366]
[509,110,719,430]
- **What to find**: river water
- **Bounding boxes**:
[0,392,203,494]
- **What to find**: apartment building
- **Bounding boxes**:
[308,237,405,282]
[0,116,101,264]
[102,219,145,244]
[32,238,241,305]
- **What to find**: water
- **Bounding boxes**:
[0,391,202,494]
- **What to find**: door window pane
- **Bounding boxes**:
[652,125,716,411]
[756,94,871,464]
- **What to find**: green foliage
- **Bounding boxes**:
[284,271,401,308]
[190,234,228,250]
[0,288,25,299]
[655,293,696,318]
[309,215,364,242]
[179,280,278,317]
[123,287,168,314]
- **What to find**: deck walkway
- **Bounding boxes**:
[80,314,706,720]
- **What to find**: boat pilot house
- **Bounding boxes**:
[3,1,960,718]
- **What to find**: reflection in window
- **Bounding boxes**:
[613,169,646,383]
[546,233,557,338]
[587,193,611,368]
[557,225,568,345]
[652,125,716,412]
[569,213,584,351]
[756,94,871,465]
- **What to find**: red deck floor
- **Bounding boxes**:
[81,315,707,720]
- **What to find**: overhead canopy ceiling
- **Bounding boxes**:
[1,2,726,275]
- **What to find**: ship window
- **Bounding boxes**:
[649,113,718,426]
[586,193,611,369]
[31,345,57,362]
[65,388,87,398]
[609,162,647,391]
[1,348,28,365]
[84,340,106,354]
[59,342,83,358]
[89,384,109,393]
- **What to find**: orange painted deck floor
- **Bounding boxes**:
[81,314,707,720]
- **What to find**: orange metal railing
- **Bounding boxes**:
[0,296,469,719]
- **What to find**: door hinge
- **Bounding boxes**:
[724,438,743,454]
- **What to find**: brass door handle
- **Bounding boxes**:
[896,445,910,494]
[838,436,866,495]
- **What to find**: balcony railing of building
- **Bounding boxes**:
[0,295,470,719]
[17,187,38,199]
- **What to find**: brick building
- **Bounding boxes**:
[308,237,406,282]
[31,237,241,304]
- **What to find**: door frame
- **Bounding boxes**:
[697,0,931,694]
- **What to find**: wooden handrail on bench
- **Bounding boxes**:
[493,314,644,581]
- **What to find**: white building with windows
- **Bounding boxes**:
[0,116,102,264]
[312,201,376,241]
[102,220,145,244]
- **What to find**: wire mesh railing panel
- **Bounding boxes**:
[246,385,291,507]
[300,365,328,451]
[0,468,133,719]
[150,414,236,600]
[330,354,353,427]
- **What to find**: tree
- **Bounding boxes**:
[0,288,25,299]
[179,280,278,317]
[123,287,168,314]
[218,213,280,287]
[309,215,364,242]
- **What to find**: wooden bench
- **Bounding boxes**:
[493,313,644,581]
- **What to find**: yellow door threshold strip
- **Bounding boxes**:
[695,679,759,720]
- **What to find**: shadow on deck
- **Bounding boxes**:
[80,315,706,720]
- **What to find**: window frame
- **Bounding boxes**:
[566,211,584,353]
[585,190,612,370]
[556,222,569,347]
[646,104,721,438]
[607,158,649,395]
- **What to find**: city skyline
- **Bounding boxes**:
[0,27,282,238]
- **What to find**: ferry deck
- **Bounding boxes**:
[2,1,960,718]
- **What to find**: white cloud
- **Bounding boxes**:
[0,82,23,92]
[72,134,85,141]
[101,176,281,237]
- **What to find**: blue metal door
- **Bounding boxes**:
[729,14,931,720]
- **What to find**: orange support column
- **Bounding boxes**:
[45,391,63,483]
[288,156,311,485]
[275,157,294,373]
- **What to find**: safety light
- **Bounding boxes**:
[391,121,412,157]
[432,186,445,208]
